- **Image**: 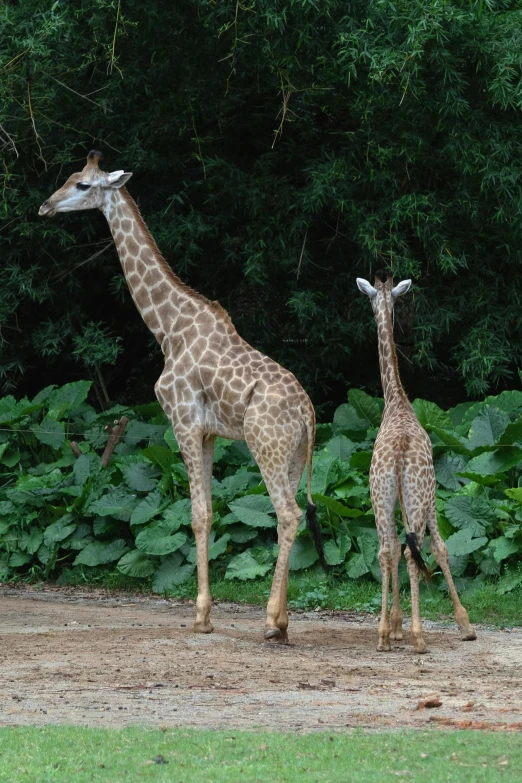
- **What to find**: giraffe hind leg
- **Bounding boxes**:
[427,506,476,641]
[399,507,427,653]
[246,425,306,644]
[263,432,309,644]
[389,529,403,641]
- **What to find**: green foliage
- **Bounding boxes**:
[2,1,522,411]
[2,382,522,594]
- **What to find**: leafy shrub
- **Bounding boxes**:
[2,1,522,409]
[1,382,522,594]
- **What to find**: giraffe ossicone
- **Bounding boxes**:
[39,151,327,642]
[358,271,476,653]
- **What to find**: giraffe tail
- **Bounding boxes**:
[396,445,430,581]
[304,407,329,572]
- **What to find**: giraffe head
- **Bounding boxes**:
[38,151,133,217]
[356,270,411,314]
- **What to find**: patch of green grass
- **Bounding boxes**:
[0,727,521,783]
[54,565,522,627]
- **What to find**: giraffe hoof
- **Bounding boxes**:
[461,630,477,641]
[264,627,289,644]
[377,643,391,652]
[413,643,428,654]
[193,621,214,634]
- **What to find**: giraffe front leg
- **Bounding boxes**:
[181,435,214,634]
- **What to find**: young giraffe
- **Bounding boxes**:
[357,272,476,653]
[39,151,325,642]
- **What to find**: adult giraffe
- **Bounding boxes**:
[39,150,325,642]
[357,271,476,653]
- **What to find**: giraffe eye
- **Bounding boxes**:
[76,183,91,191]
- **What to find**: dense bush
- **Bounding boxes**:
[2,1,522,412]
[1,381,521,595]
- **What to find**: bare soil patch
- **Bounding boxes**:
[1,585,521,732]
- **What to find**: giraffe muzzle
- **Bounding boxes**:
[38,200,56,217]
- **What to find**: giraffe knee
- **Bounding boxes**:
[378,546,391,567]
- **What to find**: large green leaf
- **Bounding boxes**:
[412,399,453,431]
[74,539,129,567]
[47,381,92,420]
[208,533,230,561]
[497,565,522,595]
[430,427,469,455]
[163,426,180,452]
[228,495,276,528]
[152,552,195,592]
[18,528,43,555]
[73,454,91,486]
[465,447,522,476]
[311,453,339,495]
[135,525,186,556]
[142,445,176,472]
[505,487,522,502]
[484,391,522,419]
[288,537,319,570]
[226,524,258,544]
[33,417,65,449]
[359,534,379,567]
[117,550,156,577]
[489,536,520,563]
[466,406,510,450]
[0,445,21,467]
[43,517,76,545]
[324,532,351,566]
[66,523,93,551]
[88,488,137,521]
[9,551,32,567]
[161,499,192,531]
[446,528,488,557]
[434,453,469,491]
[312,493,363,518]
[348,389,383,427]
[323,435,357,462]
[130,490,163,526]
[444,495,496,537]
[213,471,253,502]
[447,401,478,427]
[124,421,168,446]
[225,550,272,581]
[499,417,522,445]
[0,395,18,423]
[122,461,159,492]
[332,404,368,434]
[346,552,369,579]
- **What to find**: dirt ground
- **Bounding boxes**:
[0,585,521,733]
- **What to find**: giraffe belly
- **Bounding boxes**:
[201,402,246,440]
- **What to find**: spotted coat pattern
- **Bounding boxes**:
[39,152,316,642]
[361,274,476,653]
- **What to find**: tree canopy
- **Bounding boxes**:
[1,0,522,414]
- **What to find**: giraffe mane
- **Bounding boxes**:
[380,295,408,402]
[119,188,236,328]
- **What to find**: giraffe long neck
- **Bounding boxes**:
[102,188,199,351]
[375,299,407,405]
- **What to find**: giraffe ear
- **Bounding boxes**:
[391,279,412,299]
[356,278,378,298]
[107,171,133,188]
